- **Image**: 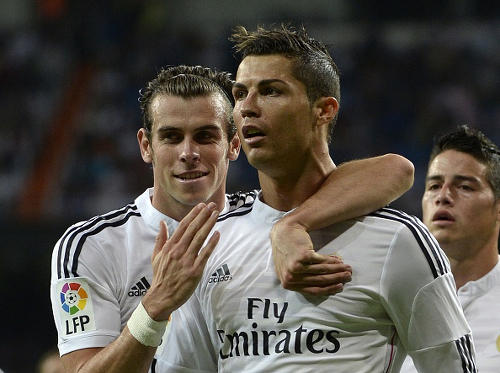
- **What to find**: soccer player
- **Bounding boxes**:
[157,25,477,372]
[401,125,500,372]
[50,65,414,372]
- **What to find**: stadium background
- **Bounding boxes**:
[0,1,498,371]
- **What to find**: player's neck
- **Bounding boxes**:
[151,191,226,222]
[258,154,335,212]
[447,241,499,289]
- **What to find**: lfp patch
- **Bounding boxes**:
[60,281,88,315]
[56,278,96,337]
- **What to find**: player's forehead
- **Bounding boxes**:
[235,55,298,87]
[427,150,488,181]
[150,93,228,134]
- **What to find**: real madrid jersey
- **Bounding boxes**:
[49,188,253,359]
[158,193,477,373]
[401,257,500,372]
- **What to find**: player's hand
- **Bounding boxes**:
[142,203,220,321]
[271,220,352,296]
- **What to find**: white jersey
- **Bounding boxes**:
[158,193,477,372]
[50,188,251,368]
[401,256,500,372]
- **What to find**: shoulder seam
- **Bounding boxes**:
[369,207,449,278]
[57,204,140,279]
[219,190,258,221]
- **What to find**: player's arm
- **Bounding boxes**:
[398,274,477,372]
[383,223,476,372]
[60,339,154,373]
[272,153,414,294]
[60,203,220,373]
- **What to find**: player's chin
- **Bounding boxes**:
[430,230,453,246]
[178,191,213,207]
[244,149,273,169]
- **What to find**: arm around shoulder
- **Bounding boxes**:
[283,153,414,232]
[271,154,413,294]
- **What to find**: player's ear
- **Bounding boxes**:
[495,198,500,224]
[313,96,339,128]
[227,133,241,161]
[138,128,153,164]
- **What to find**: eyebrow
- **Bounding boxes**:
[195,125,223,133]
[425,174,480,184]
[157,126,179,132]
[233,79,286,90]
[157,125,222,132]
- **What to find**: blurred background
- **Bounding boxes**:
[0,1,498,371]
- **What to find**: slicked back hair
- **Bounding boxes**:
[230,24,341,143]
[139,65,236,141]
[429,125,500,200]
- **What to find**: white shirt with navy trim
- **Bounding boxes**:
[49,188,254,361]
[401,256,500,372]
[158,193,477,372]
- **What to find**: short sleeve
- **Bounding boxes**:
[50,235,122,356]
[380,225,476,372]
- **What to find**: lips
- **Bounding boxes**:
[174,171,208,181]
[432,210,455,223]
[241,125,266,146]
[242,125,265,139]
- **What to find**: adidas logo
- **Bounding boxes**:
[128,276,150,296]
[208,264,232,284]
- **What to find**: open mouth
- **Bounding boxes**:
[432,211,455,222]
[242,126,265,139]
[175,171,208,181]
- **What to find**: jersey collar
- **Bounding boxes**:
[135,188,179,235]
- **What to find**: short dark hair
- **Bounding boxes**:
[230,24,340,143]
[139,65,236,141]
[429,125,500,199]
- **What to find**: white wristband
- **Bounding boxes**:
[127,302,167,347]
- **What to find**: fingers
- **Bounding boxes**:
[279,253,352,295]
[195,230,220,269]
[287,270,352,287]
[162,202,219,261]
[287,253,345,274]
[171,203,216,243]
[152,220,168,262]
[185,207,219,257]
[170,203,207,242]
[305,253,343,265]
[145,205,221,320]
[300,262,352,276]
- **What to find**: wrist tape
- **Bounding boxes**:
[127,302,167,347]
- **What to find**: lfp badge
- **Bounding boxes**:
[60,282,88,315]
[56,279,96,336]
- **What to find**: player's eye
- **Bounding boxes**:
[161,132,183,143]
[426,183,441,191]
[232,89,247,100]
[195,131,217,143]
[262,87,280,96]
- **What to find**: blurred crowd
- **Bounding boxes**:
[1,2,499,223]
